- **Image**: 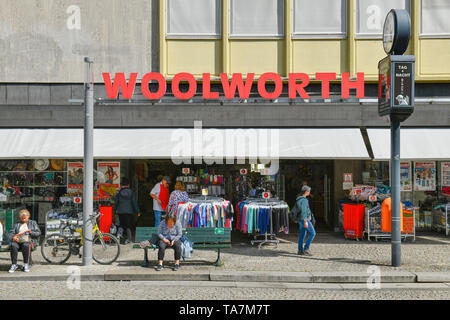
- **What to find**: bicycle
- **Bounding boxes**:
[41,212,120,265]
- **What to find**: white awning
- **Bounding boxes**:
[0,128,370,160]
[367,128,450,160]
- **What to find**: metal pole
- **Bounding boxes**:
[391,118,401,267]
[82,57,94,266]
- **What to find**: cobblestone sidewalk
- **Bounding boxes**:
[0,231,448,274]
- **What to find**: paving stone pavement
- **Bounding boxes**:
[0,281,448,300]
[0,231,448,274]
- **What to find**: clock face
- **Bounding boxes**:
[383,11,395,54]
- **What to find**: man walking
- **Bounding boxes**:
[149,176,171,227]
[297,185,316,256]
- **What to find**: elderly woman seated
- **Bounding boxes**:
[8,209,41,273]
[155,214,182,271]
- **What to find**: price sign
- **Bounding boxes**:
[369,195,377,202]
[74,197,82,204]
[202,188,208,196]
[182,168,190,175]
[240,169,248,175]
[215,228,224,235]
[343,173,353,183]
[260,168,270,176]
[262,192,271,199]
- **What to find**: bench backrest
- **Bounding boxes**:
[135,227,231,244]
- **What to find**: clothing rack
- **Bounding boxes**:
[175,196,234,229]
[238,198,289,249]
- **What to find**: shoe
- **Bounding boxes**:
[155,264,163,271]
[173,264,180,271]
[124,239,132,245]
[303,249,312,256]
[297,251,304,255]
[139,240,151,249]
[8,264,18,273]
[23,264,30,273]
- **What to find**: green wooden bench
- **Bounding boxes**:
[134,227,231,267]
[0,243,37,266]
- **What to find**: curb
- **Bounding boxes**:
[0,271,449,284]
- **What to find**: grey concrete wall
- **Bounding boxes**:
[0,102,448,128]
[0,0,158,82]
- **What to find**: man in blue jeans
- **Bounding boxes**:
[297,185,316,256]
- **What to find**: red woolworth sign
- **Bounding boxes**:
[102,72,365,100]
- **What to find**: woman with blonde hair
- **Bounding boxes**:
[7,209,41,273]
[167,181,189,216]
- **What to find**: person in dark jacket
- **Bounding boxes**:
[297,185,316,256]
[114,177,140,244]
[155,214,182,271]
[7,209,41,273]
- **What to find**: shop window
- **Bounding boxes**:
[420,0,450,37]
[229,0,284,38]
[292,0,347,39]
[166,0,222,38]
[356,0,410,38]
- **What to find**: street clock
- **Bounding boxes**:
[379,9,414,122]
[383,9,411,55]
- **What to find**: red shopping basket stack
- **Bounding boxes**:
[343,203,365,240]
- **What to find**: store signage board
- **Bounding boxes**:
[343,173,353,183]
[414,162,436,191]
[343,182,354,190]
[441,162,450,188]
[67,162,84,192]
[102,72,366,101]
[378,55,415,120]
[400,161,412,192]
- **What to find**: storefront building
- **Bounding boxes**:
[1,1,450,238]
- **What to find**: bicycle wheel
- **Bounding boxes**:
[41,233,72,264]
[92,233,120,265]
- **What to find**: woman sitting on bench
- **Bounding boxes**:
[155,214,182,271]
[8,209,41,273]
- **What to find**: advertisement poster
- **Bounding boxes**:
[400,162,412,191]
[414,162,436,191]
[97,162,120,198]
[67,162,84,191]
[441,162,450,188]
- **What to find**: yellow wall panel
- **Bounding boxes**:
[292,40,347,77]
[419,39,450,77]
[355,40,386,80]
[229,40,284,75]
[166,40,222,77]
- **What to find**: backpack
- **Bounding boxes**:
[289,200,302,223]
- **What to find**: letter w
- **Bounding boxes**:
[103,73,138,99]
[221,73,254,99]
